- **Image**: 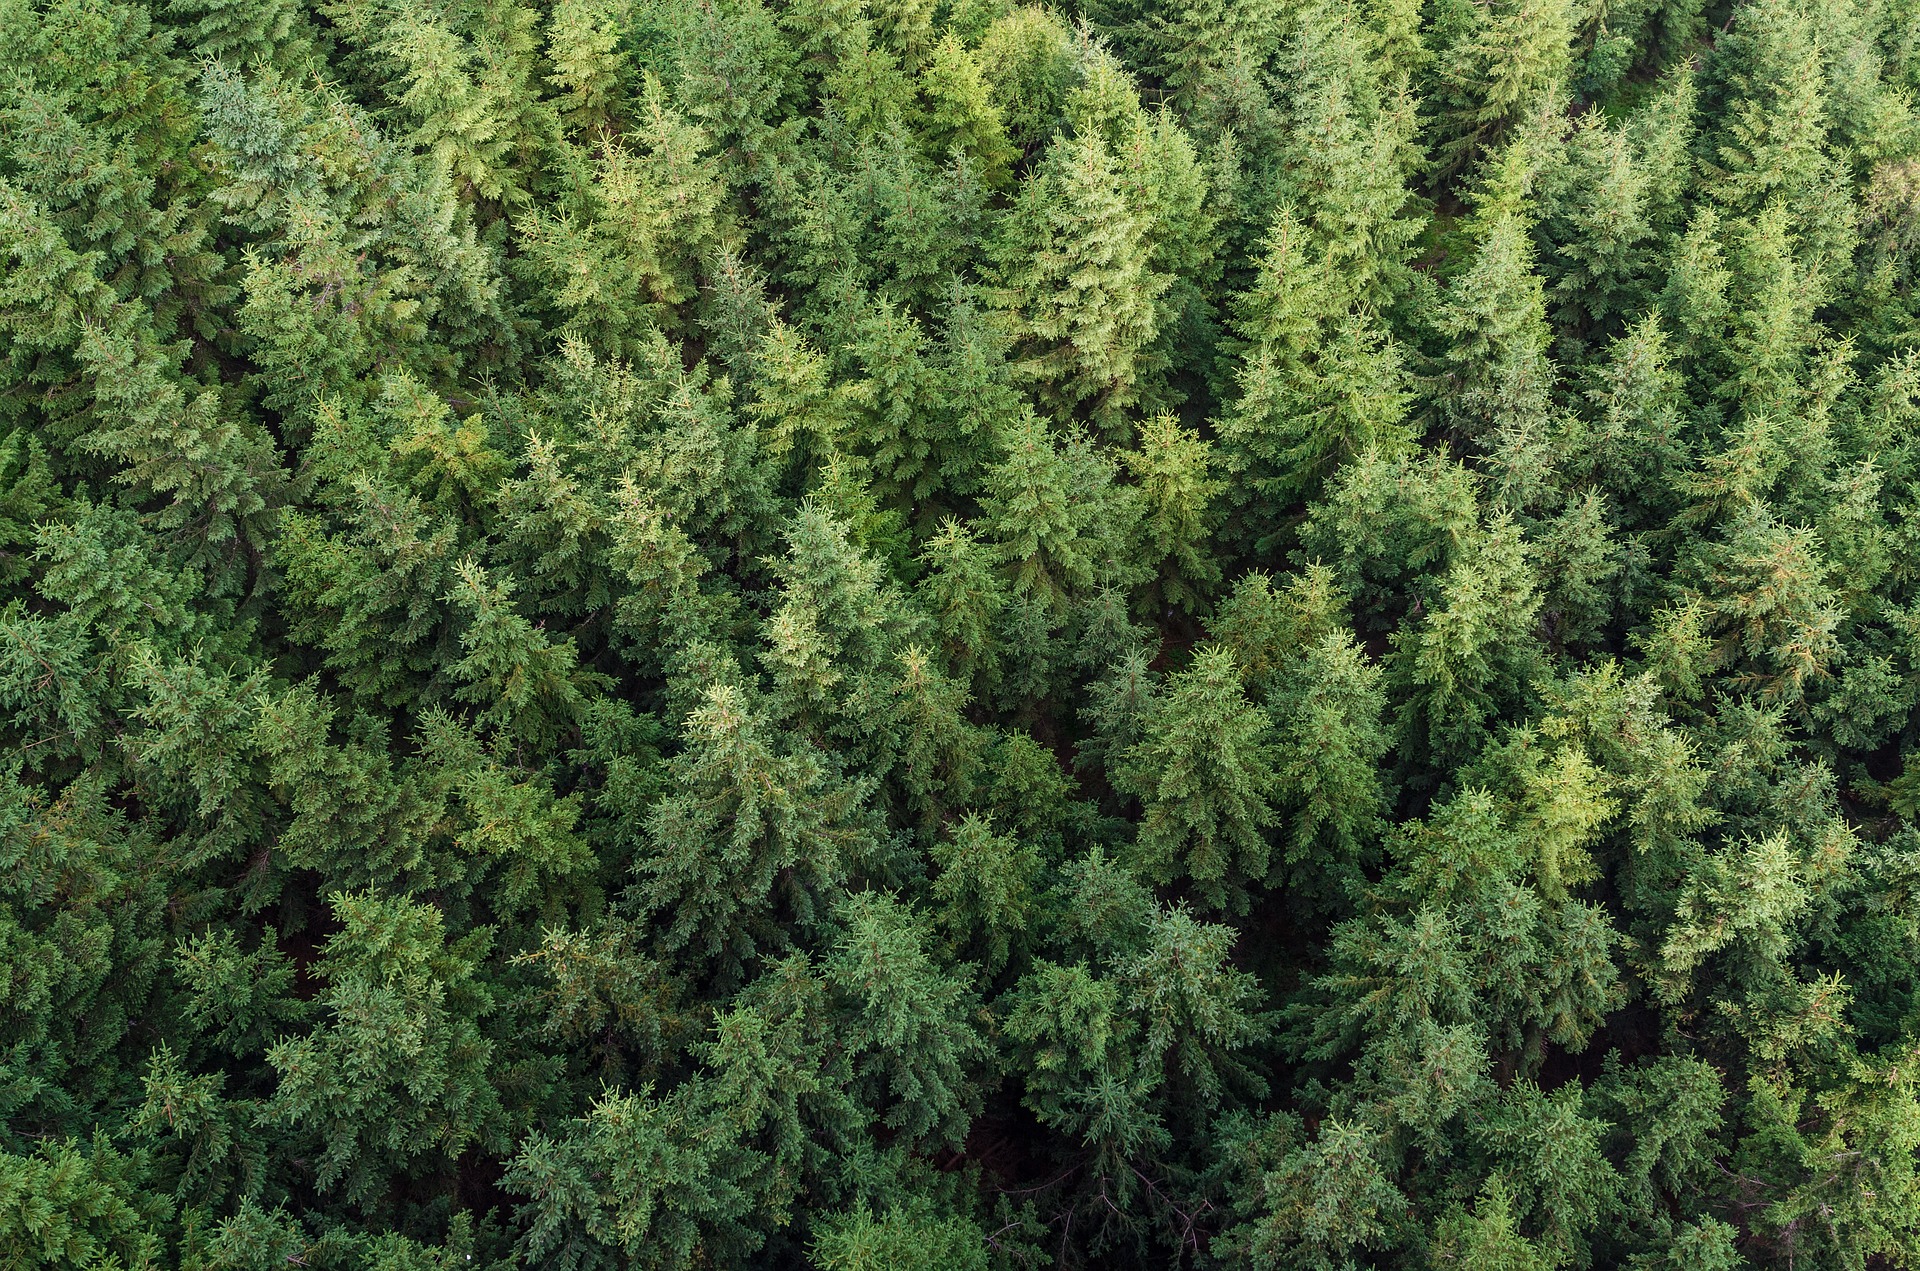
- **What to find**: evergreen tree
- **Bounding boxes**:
[1390,514,1544,763]
[991,123,1169,427]
[167,0,307,64]
[975,6,1078,155]
[1428,0,1576,174]
[978,411,1099,609]
[1122,410,1222,612]
[1265,0,1425,305]
[519,77,727,344]
[913,31,1018,187]
[264,890,505,1208]
[11,0,1920,1264]
[629,683,881,982]
[1114,645,1278,910]
[1435,186,1556,445]
[1538,111,1658,330]
[1216,205,1412,525]
[547,0,629,134]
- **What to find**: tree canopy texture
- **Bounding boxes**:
[5,0,1920,1265]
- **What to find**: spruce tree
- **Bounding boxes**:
[991,123,1169,427]
[629,683,881,982]
[1216,205,1412,524]
[264,890,506,1208]
[11,0,1920,1264]
[1114,645,1278,910]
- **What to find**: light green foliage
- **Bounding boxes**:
[914,32,1017,186]
[520,77,727,344]
[976,7,1077,153]
[978,411,1099,608]
[168,0,306,65]
[1122,410,1222,611]
[1263,0,1425,303]
[1436,187,1556,444]
[992,124,1170,424]
[1390,513,1544,759]
[1267,629,1392,888]
[1217,205,1412,537]
[1428,1181,1553,1271]
[547,0,628,133]
[341,0,553,206]
[810,1202,988,1271]
[0,1137,170,1270]
[1214,1112,1406,1270]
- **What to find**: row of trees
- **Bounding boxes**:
[3,0,1920,1265]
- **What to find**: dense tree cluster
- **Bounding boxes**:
[4,0,1920,1265]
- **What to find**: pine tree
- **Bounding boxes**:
[367,0,553,206]
[1573,313,1691,529]
[198,62,514,402]
[915,516,1008,689]
[844,294,940,500]
[1705,0,1842,226]
[1719,204,1824,425]
[445,559,599,746]
[0,1138,170,1269]
[166,0,306,65]
[1685,503,1842,705]
[810,1203,989,1271]
[1297,444,1481,628]
[1428,1181,1554,1271]
[75,314,282,578]
[1085,0,1286,107]
[991,125,1169,426]
[660,0,800,169]
[1538,111,1657,330]
[1429,0,1576,175]
[264,890,505,1208]
[629,683,881,982]
[1268,630,1391,895]
[1115,645,1277,910]
[975,6,1078,155]
[930,813,1041,972]
[1266,0,1424,306]
[504,1079,767,1270]
[825,21,915,137]
[251,680,450,891]
[884,643,982,827]
[547,0,629,134]
[1214,1113,1406,1269]
[1390,514,1544,763]
[1119,901,1270,1116]
[493,430,612,620]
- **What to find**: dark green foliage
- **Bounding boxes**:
[8,0,1920,1265]
[263,891,506,1208]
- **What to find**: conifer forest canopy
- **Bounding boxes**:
[12,0,1920,1265]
